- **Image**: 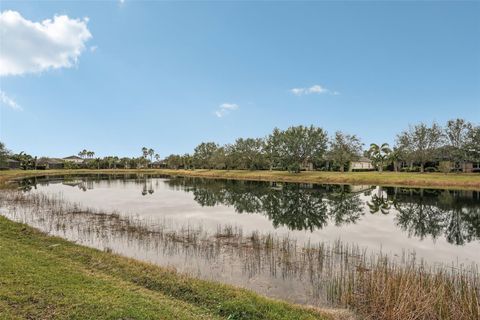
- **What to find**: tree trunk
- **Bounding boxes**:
[340,164,344,172]
[420,162,425,173]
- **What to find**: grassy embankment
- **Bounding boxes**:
[0,215,332,320]
[2,168,480,190]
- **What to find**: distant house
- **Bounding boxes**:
[151,161,167,169]
[0,159,21,170]
[301,161,314,171]
[458,161,480,173]
[63,155,84,164]
[37,158,65,170]
[434,160,480,173]
[350,157,375,171]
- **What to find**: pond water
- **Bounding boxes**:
[1,174,479,307]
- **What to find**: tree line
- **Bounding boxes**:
[163,118,479,173]
[68,147,160,170]
[1,118,479,172]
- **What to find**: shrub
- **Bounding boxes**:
[438,161,451,174]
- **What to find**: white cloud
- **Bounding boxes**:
[0,10,92,76]
[89,45,98,52]
[290,88,305,96]
[215,103,239,118]
[290,84,339,96]
[0,90,22,111]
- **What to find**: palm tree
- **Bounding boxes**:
[78,149,87,159]
[112,156,119,169]
[15,151,34,170]
[388,147,401,172]
[141,147,148,159]
[154,154,160,162]
[368,143,392,172]
[148,148,154,162]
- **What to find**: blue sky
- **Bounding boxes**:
[1,1,479,158]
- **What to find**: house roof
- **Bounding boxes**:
[63,155,83,160]
[6,159,20,163]
[355,157,372,163]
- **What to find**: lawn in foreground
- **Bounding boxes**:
[0,216,330,320]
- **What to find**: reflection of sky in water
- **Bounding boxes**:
[22,175,480,265]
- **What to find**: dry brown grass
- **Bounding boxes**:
[331,255,479,320]
[1,168,480,190]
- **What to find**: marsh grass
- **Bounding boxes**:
[1,190,478,319]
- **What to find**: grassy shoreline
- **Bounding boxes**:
[0,216,334,320]
[1,168,480,190]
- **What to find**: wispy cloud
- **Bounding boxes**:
[89,45,98,52]
[215,103,239,118]
[290,84,339,96]
[0,90,22,111]
[0,10,92,76]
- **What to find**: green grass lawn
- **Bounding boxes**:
[0,216,330,320]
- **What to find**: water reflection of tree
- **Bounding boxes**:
[394,200,445,242]
[166,178,364,232]
[459,207,480,244]
[325,185,364,226]
[439,191,480,245]
[18,177,37,192]
[141,179,154,196]
[262,184,330,231]
[391,188,480,245]
[168,178,480,244]
[367,187,391,214]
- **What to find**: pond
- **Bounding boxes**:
[1,173,479,307]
